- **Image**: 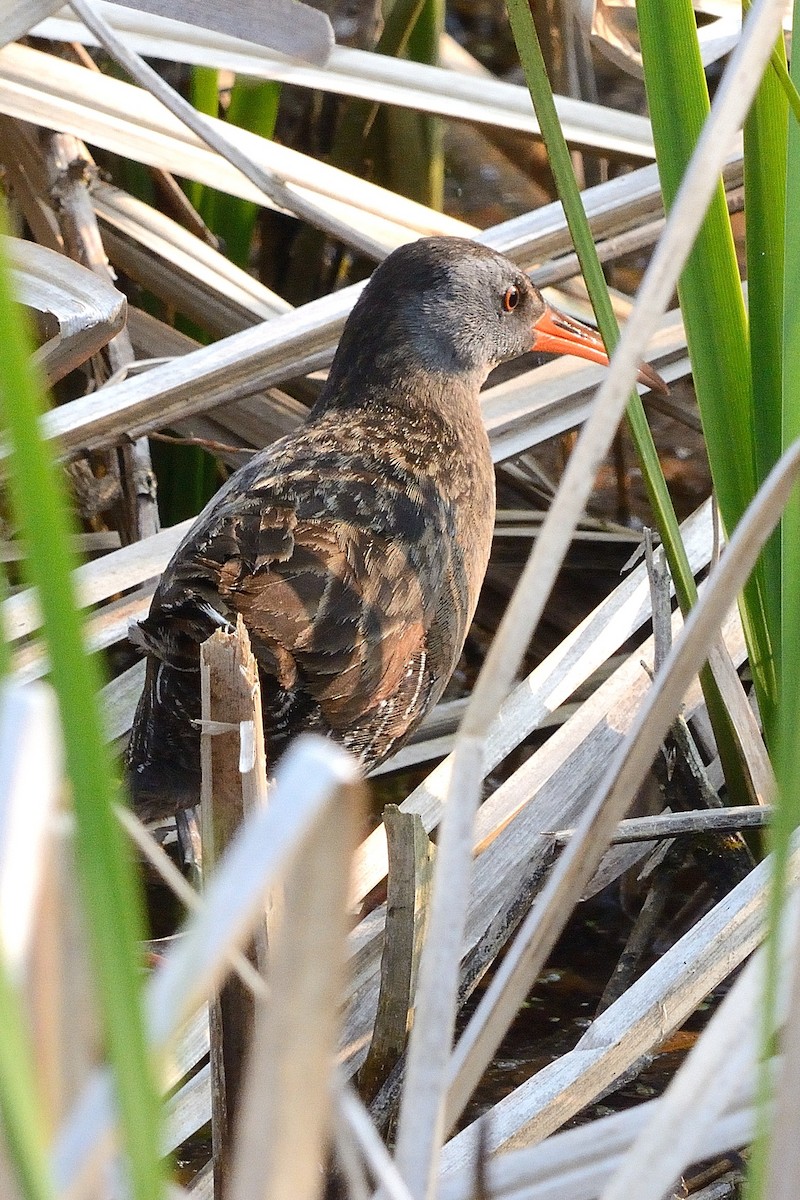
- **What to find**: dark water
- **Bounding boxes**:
[456,882,736,1132]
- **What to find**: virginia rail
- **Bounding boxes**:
[126,237,665,818]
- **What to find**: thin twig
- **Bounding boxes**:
[550,805,773,845]
[148,431,254,457]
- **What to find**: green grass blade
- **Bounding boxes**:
[378,0,428,59]
[331,0,443,209]
[638,0,755,527]
[744,26,788,654]
[504,0,697,612]
[186,66,219,212]
[201,78,281,267]
[745,0,800,122]
[0,221,164,1200]
[637,0,777,738]
[780,8,800,672]
[150,437,218,526]
[156,70,281,525]
[748,15,800,1192]
[385,0,445,209]
[751,91,800,1168]
[331,0,428,174]
[151,65,224,525]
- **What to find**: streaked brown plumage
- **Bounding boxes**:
[126,237,665,818]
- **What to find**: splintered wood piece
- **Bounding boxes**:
[200,616,269,1196]
[200,616,269,835]
[358,806,434,1103]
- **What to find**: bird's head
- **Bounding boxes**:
[321,237,666,408]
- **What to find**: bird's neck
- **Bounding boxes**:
[315,348,488,429]
[311,364,494,519]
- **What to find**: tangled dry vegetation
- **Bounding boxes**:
[0,3,797,1200]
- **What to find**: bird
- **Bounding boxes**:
[125,236,665,820]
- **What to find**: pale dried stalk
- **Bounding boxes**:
[350,499,714,903]
[707,636,775,803]
[438,1094,757,1200]
[359,808,434,1102]
[118,809,412,1200]
[335,1083,414,1200]
[0,681,62,979]
[344,601,746,1094]
[42,128,160,542]
[444,432,800,1134]
[117,805,264,996]
[227,775,364,1200]
[93,182,291,335]
[4,234,126,382]
[0,680,98,1195]
[36,5,654,156]
[106,0,335,63]
[1,115,64,252]
[442,801,797,1167]
[52,738,359,1197]
[2,517,191,643]
[0,0,62,47]
[393,736,484,1199]
[1,38,470,254]
[552,805,771,844]
[763,915,800,1200]
[599,886,800,1200]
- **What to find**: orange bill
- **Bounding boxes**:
[531,303,668,395]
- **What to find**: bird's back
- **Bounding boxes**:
[126,401,495,818]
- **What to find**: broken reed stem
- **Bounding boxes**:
[393,735,485,1200]
[199,616,269,1197]
[359,806,434,1104]
[552,805,773,845]
[41,128,160,543]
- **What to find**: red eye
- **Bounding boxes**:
[503,285,520,313]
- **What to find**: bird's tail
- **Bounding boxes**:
[124,655,202,821]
